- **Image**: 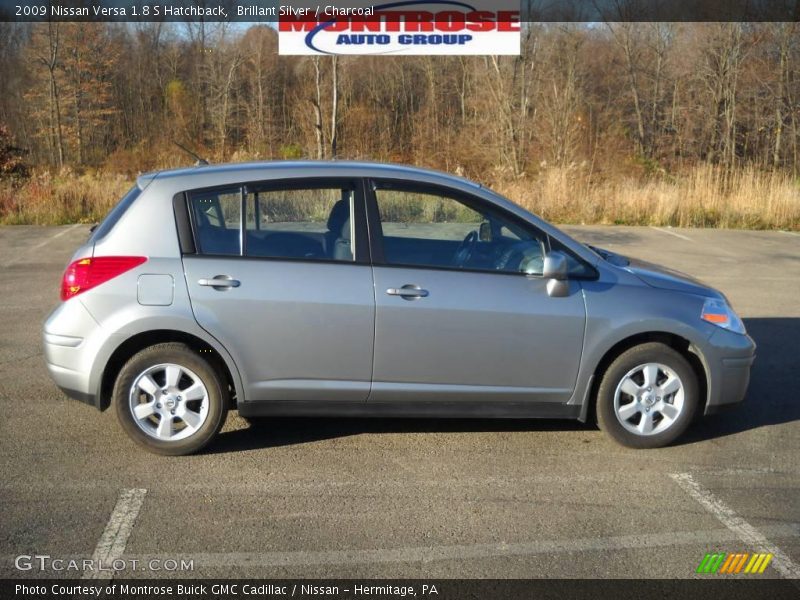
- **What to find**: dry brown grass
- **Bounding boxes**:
[0,170,131,225]
[1,164,798,230]
[495,164,800,230]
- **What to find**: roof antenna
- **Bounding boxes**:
[173,141,209,166]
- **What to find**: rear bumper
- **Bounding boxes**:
[44,349,98,409]
[43,300,103,410]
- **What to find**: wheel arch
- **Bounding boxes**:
[96,329,240,412]
[585,331,709,423]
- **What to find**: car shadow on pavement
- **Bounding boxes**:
[208,317,798,453]
[682,317,800,444]
[209,416,595,453]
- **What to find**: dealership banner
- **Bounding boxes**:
[277,1,520,55]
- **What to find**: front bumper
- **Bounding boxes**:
[701,328,756,415]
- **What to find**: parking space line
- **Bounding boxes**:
[82,488,147,580]
[649,226,693,241]
[670,473,800,581]
[125,523,800,569]
[2,223,82,267]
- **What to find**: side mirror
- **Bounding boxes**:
[543,251,569,297]
[479,221,493,242]
[543,251,568,280]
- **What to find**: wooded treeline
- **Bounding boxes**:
[1,21,800,176]
[1,21,799,229]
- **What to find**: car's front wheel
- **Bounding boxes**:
[114,343,227,455]
[596,342,699,449]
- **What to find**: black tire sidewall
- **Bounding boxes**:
[596,343,699,449]
[114,344,226,456]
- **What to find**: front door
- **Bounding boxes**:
[367,181,586,404]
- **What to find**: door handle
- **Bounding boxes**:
[387,285,429,299]
[198,275,240,290]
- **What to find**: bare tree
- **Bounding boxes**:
[311,57,324,159]
[330,56,339,158]
[28,23,65,168]
[537,26,585,167]
[700,24,749,168]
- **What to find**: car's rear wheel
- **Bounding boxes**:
[114,343,227,455]
[596,342,698,449]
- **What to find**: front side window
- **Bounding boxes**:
[374,184,546,275]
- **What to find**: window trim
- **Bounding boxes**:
[172,193,196,255]
[364,178,598,279]
[183,177,370,265]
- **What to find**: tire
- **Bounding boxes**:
[596,342,698,449]
[114,343,227,455]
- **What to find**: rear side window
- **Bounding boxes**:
[189,188,242,255]
[188,184,356,262]
[89,185,141,243]
[245,186,354,261]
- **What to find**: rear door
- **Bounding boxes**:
[366,180,587,405]
[181,179,375,402]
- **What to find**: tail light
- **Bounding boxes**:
[60,256,147,301]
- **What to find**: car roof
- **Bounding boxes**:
[137,160,483,190]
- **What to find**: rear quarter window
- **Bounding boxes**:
[188,188,242,255]
[89,185,141,243]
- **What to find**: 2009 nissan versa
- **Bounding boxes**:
[43,161,755,454]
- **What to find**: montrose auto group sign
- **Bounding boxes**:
[278,1,521,55]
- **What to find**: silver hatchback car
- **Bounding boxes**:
[43,161,755,454]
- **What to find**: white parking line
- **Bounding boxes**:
[2,223,82,267]
[126,523,800,569]
[670,473,800,581]
[649,226,693,241]
[82,488,147,580]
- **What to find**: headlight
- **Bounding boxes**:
[701,297,746,334]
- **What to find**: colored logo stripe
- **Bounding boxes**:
[697,553,774,574]
[719,553,748,573]
[744,553,774,574]
[697,553,726,573]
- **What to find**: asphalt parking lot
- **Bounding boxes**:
[0,224,798,581]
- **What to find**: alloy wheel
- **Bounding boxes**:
[128,363,210,442]
[613,362,685,436]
